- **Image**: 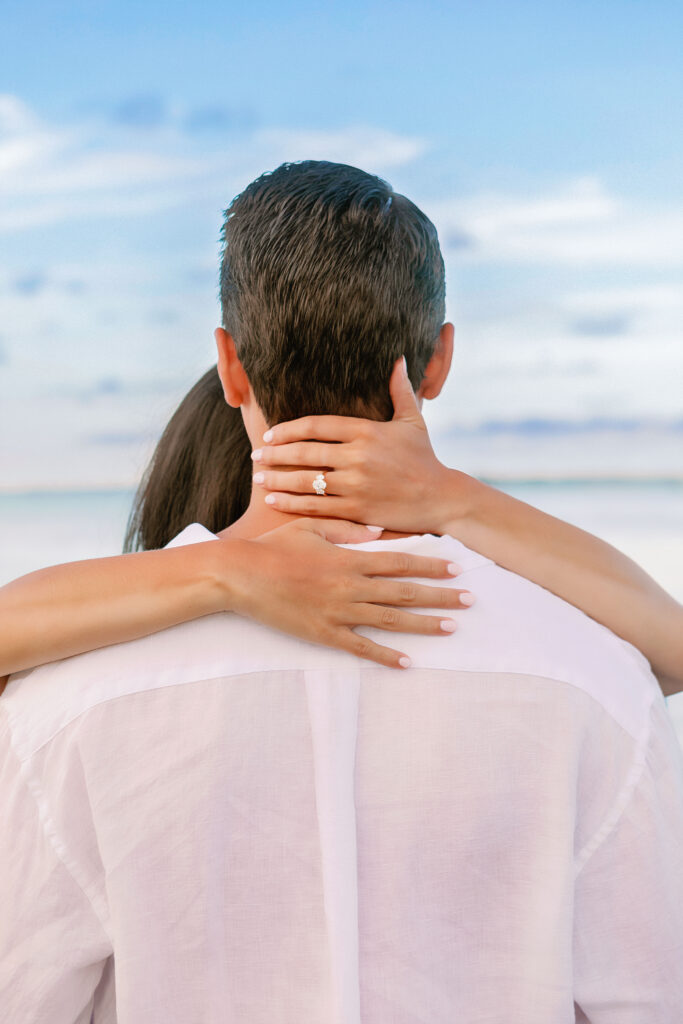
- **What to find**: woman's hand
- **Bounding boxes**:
[0,513,473,695]
[248,362,683,696]
[226,517,473,670]
[250,357,461,535]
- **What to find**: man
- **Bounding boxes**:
[1,161,682,1022]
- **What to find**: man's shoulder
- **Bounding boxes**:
[437,533,658,738]
[1,604,322,762]
[354,531,658,738]
[1,529,658,762]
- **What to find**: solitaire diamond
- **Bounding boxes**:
[313,473,327,496]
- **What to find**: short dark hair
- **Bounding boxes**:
[219,160,446,424]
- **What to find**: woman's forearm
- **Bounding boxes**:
[0,541,230,682]
[0,518,470,695]
[442,471,683,696]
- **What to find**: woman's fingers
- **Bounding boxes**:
[240,517,478,671]
[354,551,462,579]
[263,492,355,517]
[263,415,369,445]
[330,627,412,670]
[289,517,384,545]
[359,580,473,609]
[349,603,461,635]
[329,598,462,672]
[253,468,345,496]
[252,440,344,468]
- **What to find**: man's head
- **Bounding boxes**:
[214,160,453,439]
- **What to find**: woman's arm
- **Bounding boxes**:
[0,517,469,692]
[253,358,683,696]
[440,473,683,697]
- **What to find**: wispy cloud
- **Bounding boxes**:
[2,92,682,489]
[570,315,631,338]
[9,93,679,276]
[561,283,683,343]
[430,177,683,268]
[106,94,258,135]
[111,94,167,130]
[257,126,427,169]
[12,271,48,296]
[182,104,257,135]
[0,94,427,235]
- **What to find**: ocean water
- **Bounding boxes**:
[1,481,682,744]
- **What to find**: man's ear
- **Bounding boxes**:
[416,322,454,401]
[214,327,250,408]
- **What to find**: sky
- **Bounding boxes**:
[1,0,682,488]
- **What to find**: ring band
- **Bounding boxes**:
[312,472,327,496]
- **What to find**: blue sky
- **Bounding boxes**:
[1,0,682,488]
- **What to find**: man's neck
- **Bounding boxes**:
[217,495,299,541]
[217,477,415,542]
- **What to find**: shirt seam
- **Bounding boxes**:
[5,672,656,906]
[573,688,656,879]
[8,665,654,761]
[2,706,114,944]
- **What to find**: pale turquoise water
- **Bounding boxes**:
[2,481,681,590]
[0,489,136,584]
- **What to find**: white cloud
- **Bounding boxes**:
[0,96,427,235]
[0,95,66,177]
[0,94,38,135]
[8,150,208,195]
[2,94,682,490]
[430,178,683,268]
[258,126,427,170]
[463,176,616,233]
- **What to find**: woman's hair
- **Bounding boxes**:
[123,366,251,552]
[126,159,446,550]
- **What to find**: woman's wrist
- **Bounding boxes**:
[195,537,254,616]
[435,467,483,539]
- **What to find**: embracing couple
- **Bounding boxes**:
[1,161,682,1022]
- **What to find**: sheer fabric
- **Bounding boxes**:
[1,527,682,1022]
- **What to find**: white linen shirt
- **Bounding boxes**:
[1,526,683,1024]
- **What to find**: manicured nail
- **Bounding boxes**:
[447,563,461,575]
[251,449,262,461]
[265,494,277,505]
[402,355,408,374]
[252,472,265,484]
[399,656,412,668]
[440,619,457,632]
[366,525,384,533]
[459,592,475,606]
[263,429,274,442]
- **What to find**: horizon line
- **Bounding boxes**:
[2,475,683,499]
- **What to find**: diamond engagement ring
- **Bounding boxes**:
[312,472,327,496]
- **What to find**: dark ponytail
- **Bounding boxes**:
[123,367,252,552]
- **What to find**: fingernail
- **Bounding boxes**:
[447,563,461,575]
[251,449,263,462]
[252,472,265,484]
[263,429,274,442]
[402,355,408,374]
[399,656,412,668]
[440,619,457,632]
[366,525,384,533]
[459,592,475,606]
[265,494,277,505]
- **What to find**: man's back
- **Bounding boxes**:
[2,527,682,1023]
